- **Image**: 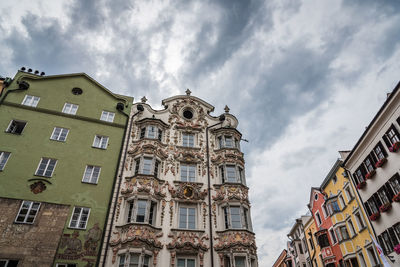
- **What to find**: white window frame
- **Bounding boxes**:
[346,218,356,238]
[6,119,27,134]
[126,199,157,225]
[179,206,196,230]
[134,156,160,178]
[177,257,196,267]
[182,133,195,147]
[119,253,152,267]
[220,164,246,184]
[92,135,109,149]
[139,125,163,141]
[82,165,101,184]
[344,185,354,203]
[62,103,79,115]
[233,255,247,267]
[0,151,11,170]
[35,158,57,177]
[100,110,115,122]
[329,227,337,244]
[22,95,40,107]
[223,205,251,230]
[180,164,196,182]
[69,207,90,229]
[50,127,69,142]
[15,200,41,224]
[353,209,366,232]
[366,245,379,266]
[357,251,367,267]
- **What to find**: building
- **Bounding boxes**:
[308,187,343,267]
[0,68,133,266]
[344,82,400,264]
[102,90,258,267]
[302,214,321,267]
[320,157,380,267]
[287,216,311,267]
[272,249,287,267]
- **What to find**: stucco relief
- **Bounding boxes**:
[167,181,207,201]
[167,231,209,252]
[168,98,209,130]
[214,231,257,254]
[211,150,245,166]
[128,141,168,160]
[121,176,167,200]
[213,185,249,204]
[109,224,163,251]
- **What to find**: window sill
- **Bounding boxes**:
[214,147,242,153]
[4,132,22,135]
[50,139,66,143]
[358,226,367,233]
[136,138,166,146]
[117,222,161,231]
[14,221,34,225]
[171,228,205,233]
[217,228,255,235]
[67,226,87,230]
[173,180,203,186]
[176,145,201,150]
[91,146,107,150]
[214,182,248,189]
[34,174,53,178]
[347,197,355,204]
[126,174,165,183]
[81,181,98,185]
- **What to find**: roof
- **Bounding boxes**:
[320,159,343,189]
[343,80,400,166]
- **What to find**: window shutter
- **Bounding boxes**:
[140,127,146,139]
[373,193,383,208]
[364,202,372,216]
[384,183,395,201]
[382,133,392,148]
[158,129,162,141]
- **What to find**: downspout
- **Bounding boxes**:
[0,79,29,106]
[206,115,225,267]
[100,104,144,267]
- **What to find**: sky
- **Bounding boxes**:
[1,0,400,265]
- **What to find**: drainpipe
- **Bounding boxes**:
[100,104,144,267]
[0,79,29,106]
[206,114,225,267]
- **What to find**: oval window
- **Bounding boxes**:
[183,109,193,119]
[72,87,83,95]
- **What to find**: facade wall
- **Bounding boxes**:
[344,84,400,264]
[0,71,132,266]
[0,197,70,267]
[321,164,380,267]
[303,217,322,267]
[103,93,257,267]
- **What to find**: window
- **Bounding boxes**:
[353,166,366,184]
[69,207,90,229]
[177,258,195,267]
[358,252,367,267]
[364,156,375,172]
[0,260,19,267]
[344,186,354,203]
[35,158,57,177]
[82,165,101,184]
[179,207,196,229]
[389,173,400,194]
[51,127,69,142]
[62,103,78,115]
[56,264,77,267]
[182,133,194,147]
[6,120,26,134]
[354,211,366,231]
[327,200,341,215]
[218,135,239,149]
[134,157,160,178]
[92,135,108,149]
[140,125,162,141]
[373,142,387,160]
[335,226,350,242]
[22,95,40,107]
[15,200,40,224]
[180,164,196,182]
[315,211,322,226]
[317,233,330,248]
[329,229,337,244]
[347,219,356,237]
[383,124,400,147]
[332,175,337,184]
[377,185,393,205]
[366,246,378,266]
[234,256,246,267]
[127,199,157,225]
[100,111,115,122]
[298,243,304,254]
[219,165,245,184]
[119,253,151,267]
[223,206,251,230]
[0,151,11,170]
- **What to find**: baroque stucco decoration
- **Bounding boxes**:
[121,176,167,200]
[167,231,209,252]
[214,231,257,255]
[167,181,207,201]
[213,184,249,205]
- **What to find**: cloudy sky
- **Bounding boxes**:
[2,0,400,265]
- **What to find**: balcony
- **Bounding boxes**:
[121,175,167,199]
[214,229,257,254]
[110,223,163,249]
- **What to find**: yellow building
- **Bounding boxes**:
[320,156,381,267]
[303,215,322,267]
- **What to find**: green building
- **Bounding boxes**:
[0,69,133,267]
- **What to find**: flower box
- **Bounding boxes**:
[379,202,392,213]
[365,170,376,180]
[375,158,387,168]
[356,181,366,190]
[393,193,400,202]
[369,212,380,221]
[389,142,400,152]
[395,244,400,255]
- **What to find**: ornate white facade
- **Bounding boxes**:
[102,91,258,267]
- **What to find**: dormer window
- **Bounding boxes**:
[140,125,162,141]
[134,156,160,178]
[218,135,239,149]
[219,164,245,184]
